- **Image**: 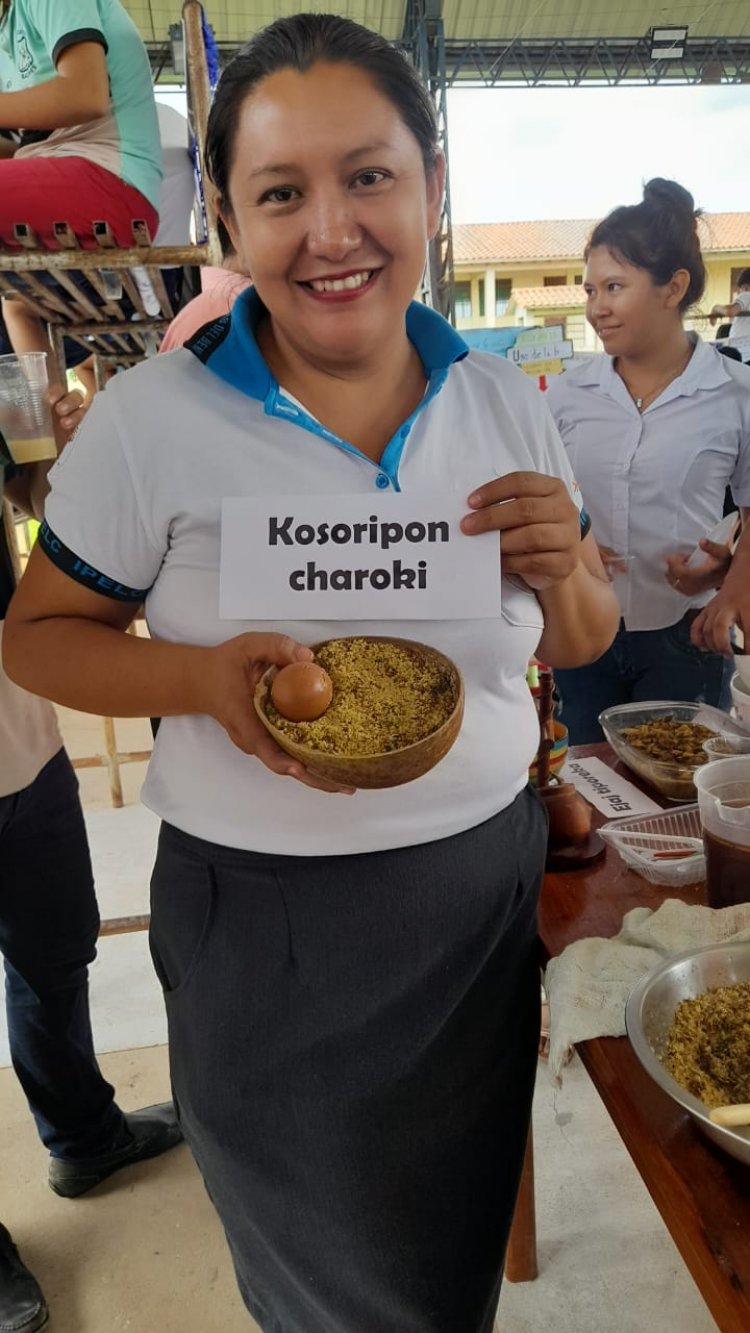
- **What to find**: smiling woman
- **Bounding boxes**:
[2,13,618,1333]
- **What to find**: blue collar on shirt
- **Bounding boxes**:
[186,286,468,400]
[185,287,469,490]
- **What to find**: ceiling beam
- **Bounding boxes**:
[148,34,750,89]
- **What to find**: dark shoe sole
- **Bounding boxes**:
[48,1104,182,1199]
[0,1308,50,1333]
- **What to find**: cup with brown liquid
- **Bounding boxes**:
[694,757,750,908]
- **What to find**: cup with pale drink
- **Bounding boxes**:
[0,352,56,466]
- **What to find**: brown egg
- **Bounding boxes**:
[270,662,333,722]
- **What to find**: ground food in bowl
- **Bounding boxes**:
[665,982,750,1107]
[265,638,457,756]
[621,717,717,765]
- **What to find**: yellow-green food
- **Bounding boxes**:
[266,638,457,756]
[665,982,750,1107]
[622,717,717,766]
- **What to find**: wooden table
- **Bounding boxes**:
[524,743,750,1333]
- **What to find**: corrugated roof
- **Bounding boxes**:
[509,285,585,309]
[454,214,750,263]
[123,3,750,45]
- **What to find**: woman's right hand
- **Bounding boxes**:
[202,632,355,795]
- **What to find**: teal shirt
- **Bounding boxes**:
[0,0,162,210]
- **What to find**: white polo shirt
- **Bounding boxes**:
[44,292,580,855]
[546,335,750,632]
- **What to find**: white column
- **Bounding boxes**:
[484,268,496,327]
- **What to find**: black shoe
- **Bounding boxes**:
[48,1102,183,1199]
[0,1225,48,1333]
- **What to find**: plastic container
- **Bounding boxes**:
[599,805,705,887]
[598,700,750,802]
[694,756,750,907]
[730,672,750,724]
[703,732,750,759]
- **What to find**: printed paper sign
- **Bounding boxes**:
[507,324,574,377]
[561,756,662,817]
[219,492,502,620]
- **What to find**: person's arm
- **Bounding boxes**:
[2,553,352,795]
[690,509,750,655]
[0,42,109,129]
[461,472,620,668]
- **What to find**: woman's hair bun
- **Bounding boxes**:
[585,177,706,310]
[643,177,699,220]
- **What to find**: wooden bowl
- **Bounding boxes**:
[253,636,464,789]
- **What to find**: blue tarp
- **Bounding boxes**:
[459,327,527,357]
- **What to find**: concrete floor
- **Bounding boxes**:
[0,711,719,1332]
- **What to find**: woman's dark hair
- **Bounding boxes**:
[736,268,750,288]
[585,178,706,311]
[206,12,439,208]
[0,1,11,21]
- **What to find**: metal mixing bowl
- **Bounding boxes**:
[625,941,750,1167]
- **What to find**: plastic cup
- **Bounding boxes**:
[703,734,750,760]
[0,352,56,465]
[694,756,750,907]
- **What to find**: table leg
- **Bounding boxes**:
[504,1126,538,1283]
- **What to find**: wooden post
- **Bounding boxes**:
[536,668,555,791]
[102,714,124,808]
[504,1128,538,1283]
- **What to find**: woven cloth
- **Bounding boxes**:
[544,899,750,1079]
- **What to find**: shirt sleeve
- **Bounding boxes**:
[27,0,107,65]
[42,390,165,601]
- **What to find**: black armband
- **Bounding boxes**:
[38,521,149,602]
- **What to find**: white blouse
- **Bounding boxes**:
[546,336,750,631]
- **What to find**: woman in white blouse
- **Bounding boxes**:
[546,178,750,744]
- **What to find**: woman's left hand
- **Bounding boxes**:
[460,471,581,591]
[664,542,732,599]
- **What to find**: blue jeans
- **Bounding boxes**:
[556,612,734,746]
[0,748,126,1158]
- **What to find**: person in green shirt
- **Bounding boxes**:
[0,0,163,393]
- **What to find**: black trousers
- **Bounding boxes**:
[150,787,545,1333]
[0,749,123,1157]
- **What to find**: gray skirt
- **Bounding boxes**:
[150,785,545,1333]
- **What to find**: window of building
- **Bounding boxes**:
[454,281,473,320]
[543,275,566,286]
[574,274,583,284]
[495,279,512,316]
